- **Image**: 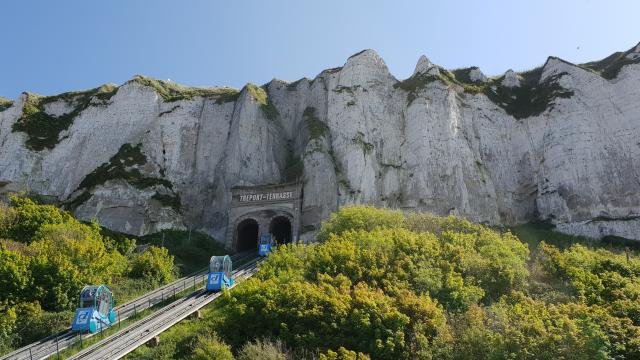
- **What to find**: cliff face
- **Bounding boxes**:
[1,43,640,241]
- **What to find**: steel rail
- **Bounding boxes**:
[1,251,255,360]
[67,257,261,360]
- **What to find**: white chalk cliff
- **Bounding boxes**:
[1,43,639,241]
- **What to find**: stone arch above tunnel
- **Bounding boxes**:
[225,182,302,251]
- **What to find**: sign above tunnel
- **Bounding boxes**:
[226,182,303,251]
[238,191,293,203]
[231,182,302,206]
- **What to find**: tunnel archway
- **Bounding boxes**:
[236,218,259,252]
[270,216,292,245]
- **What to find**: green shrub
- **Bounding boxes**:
[237,339,289,360]
[320,347,370,360]
[452,294,611,360]
[303,107,329,140]
[246,84,279,120]
[130,246,176,284]
[581,44,640,80]
[77,143,172,191]
[190,332,234,360]
[0,97,12,112]
[139,229,225,275]
[6,195,73,243]
[0,245,30,304]
[316,205,404,241]
[12,85,117,151]
[131,75,239,103]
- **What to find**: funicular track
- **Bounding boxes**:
[1,251,256,360]
[68,256,262,360]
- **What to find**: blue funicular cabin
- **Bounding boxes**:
[206,255,234,291]
[71,285,116,333]
[258,233,274,256]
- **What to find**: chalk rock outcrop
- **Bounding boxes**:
[469,67,487,82]
[501,69,520,87]
[1,42,639,241]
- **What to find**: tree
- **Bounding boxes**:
[6,195,73,243]
[316,206,404,241]
[320,347,370,360]
[452,293,610,360]
[130,246,175,285]
[0,202,17,239]
[0,245,30,303]
[190,332,234,360]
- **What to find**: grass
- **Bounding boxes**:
[131,75,240,104]
[393,72,444,105]
[451,67,482,84]
[246,84,279,120]
[0,96,13,111]
[482,71,574,119]
[394,65,574,118]
[67,143,175,209]
[581,43,640,80]
[11,85,118,151]
[139,230,226,276]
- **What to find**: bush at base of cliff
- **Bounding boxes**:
[129,246,176,285]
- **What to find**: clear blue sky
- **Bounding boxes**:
[1,0,639,99]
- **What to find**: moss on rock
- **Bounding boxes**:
[246,84,279,120]
[0,97,13,111]
[151,192,182,213]
[395,66,574,119]
[582,44,640,80]
[12,85,118,151]
[130,75,240,104]
[303,107,329,140]
[69,143,177,209]
[482,71,574,119]
[352,132,374,154]
[78,143,172,191]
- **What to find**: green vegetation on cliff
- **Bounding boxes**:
[71,143,179,210]
[0,97,13,112]
[131,75,239,103]
[246,84,279,121]
[127,206,640,359]
[11,85,118,151]
[394,66,574,119]
[303,107,329,140]
[582,43,640,79]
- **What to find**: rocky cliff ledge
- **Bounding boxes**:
[1,43,639,241]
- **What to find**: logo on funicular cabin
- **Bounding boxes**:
[238,191,293,203]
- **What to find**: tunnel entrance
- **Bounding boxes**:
[270,216,292,245]
[236,218,259,252]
